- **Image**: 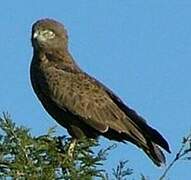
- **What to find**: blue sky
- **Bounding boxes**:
[0,1,191,179]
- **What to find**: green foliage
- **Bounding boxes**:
[0,114,133,179]
[1,113,190,180]
[112,160,133,180]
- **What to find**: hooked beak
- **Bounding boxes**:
[33,30,39,39]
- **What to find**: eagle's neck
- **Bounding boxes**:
[33,48,82,73]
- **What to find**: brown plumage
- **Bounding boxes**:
[30,19,170,166]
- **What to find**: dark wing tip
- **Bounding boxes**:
[149,127,171,153]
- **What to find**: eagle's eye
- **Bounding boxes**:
[33,29,56,42]
[41,29,55,39]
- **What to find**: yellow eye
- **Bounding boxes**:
[33,29,56,42]
[41,29,55,39]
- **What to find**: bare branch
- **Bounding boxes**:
[159,132,191,180]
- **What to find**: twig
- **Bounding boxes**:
[159,132,191,180]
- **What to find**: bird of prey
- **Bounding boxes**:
[30,18,170,166]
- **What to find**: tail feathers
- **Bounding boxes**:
[126,111,171,153]
[141,124,171,153]
[121,118,169,166]
[126,129,168,166]
[103,127,168,166]
[123,107,171,153]
[128,124,169,166]
[142,142,166,167]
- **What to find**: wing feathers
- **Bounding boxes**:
[44,68,170,166]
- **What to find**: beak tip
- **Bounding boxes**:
[33,31,38,39]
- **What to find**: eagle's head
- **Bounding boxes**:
[31,19,68,51]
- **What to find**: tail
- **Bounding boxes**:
[121,122,170,166]
[141,141,167,166]
[116,106,171,166]
[105,122,170,166]
[122,113,171,166]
